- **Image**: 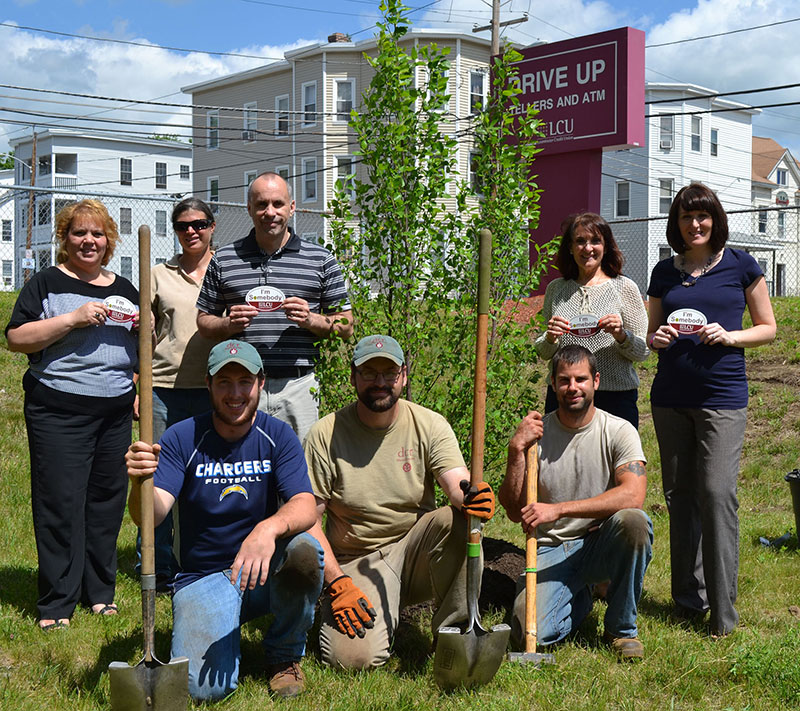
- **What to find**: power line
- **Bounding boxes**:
[645,16,800,49]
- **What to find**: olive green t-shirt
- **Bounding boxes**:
[304,399,466,562]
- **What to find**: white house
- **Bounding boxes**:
[10,129,193,286]
[0,169,15,291]
[600,83,760,292]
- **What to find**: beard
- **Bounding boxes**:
[358,385,400,413]
[212,394,259,428]
[558,391,593,414]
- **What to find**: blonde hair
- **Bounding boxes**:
[54,199,119,266]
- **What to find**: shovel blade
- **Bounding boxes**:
[433,623,510,690]
[108,657,189,711]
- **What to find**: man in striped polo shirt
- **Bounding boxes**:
[197,171,353,440]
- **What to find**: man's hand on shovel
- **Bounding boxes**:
[327,575,377,639]
[460,480,495,520]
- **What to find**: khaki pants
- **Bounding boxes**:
[319,506,469,669]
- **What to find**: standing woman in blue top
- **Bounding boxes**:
[646,183,776,637]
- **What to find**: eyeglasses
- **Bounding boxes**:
[174,219,213,232]
[355,368,402,382]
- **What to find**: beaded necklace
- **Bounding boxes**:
[678,250,721,287]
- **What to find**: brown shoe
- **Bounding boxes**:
[266,660,306,698]
[603,632,644,661]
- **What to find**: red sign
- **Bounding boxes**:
[513,27,645,156]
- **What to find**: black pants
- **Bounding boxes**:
[25,398,131,620]
[544,385,640,429]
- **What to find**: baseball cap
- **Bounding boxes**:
[208,339,263,376]
[352,334,405,367]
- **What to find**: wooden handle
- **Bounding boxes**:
[524,445,539,654]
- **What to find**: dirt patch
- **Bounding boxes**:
[748,359,800,389]
[502,296,545,325]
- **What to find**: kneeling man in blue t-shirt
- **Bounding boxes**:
[126,339,323,700]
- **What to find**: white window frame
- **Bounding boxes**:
[658,178,674,214]
[120,256,133,282]
[275,95,289,137]
[179,164,190,180]
[469,69,487,115]
[776,168,788,186]
[336,155,356,200]
[302,81,317,127]
[275,165,290,182]
[243,101,257,142]
[1,219,11,242]
[120,158,132,186]
[710,128,718,157]
[659,114,674,150]
[2,259,12,286]
[244,170,257,203]
[301,232,319,245]
[207,176,219,213]
[155,209,167,238]
[469,151,483,196]
[758,209,767,233]
[119,207,132,235]
[778,210,786,238]
[615,181,630,218]
[335,79,355,122]
[427,67,450,113]
[301,157,317,203]
[207,109,219,151]
[658,246,672,262]
[155,162,167,190]
[691,116,701,152]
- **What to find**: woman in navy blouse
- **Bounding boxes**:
[646,183,776,637]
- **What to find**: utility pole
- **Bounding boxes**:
[472,0,527,54]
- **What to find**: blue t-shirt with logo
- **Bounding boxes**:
[647,248,763,409]
[155,410,312,592]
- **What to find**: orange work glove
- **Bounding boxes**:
[460,480,495,520]
[326,575,377,639]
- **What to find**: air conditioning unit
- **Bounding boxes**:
[660,138,673,150]
[242,130,255,141]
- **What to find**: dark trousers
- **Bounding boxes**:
[25,398,131,620]
[545,385,639,429]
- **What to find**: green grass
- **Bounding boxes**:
[1,291,799,709]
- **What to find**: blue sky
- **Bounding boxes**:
[2,0,800,158]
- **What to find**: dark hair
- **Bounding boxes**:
[55,199,119,267]
[172,196,215,226]
[666,182,728,254]
[556,212,624,280]
[550,344,597,381]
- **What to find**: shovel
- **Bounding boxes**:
[108,225,189,710]
[507,446,555,667]
[433,228,511,690]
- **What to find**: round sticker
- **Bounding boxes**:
[246,286,285,312]
[667,308,707,335]
[104,296,138,323]
[567,314,600,338]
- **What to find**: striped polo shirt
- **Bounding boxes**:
[196,228,350,369]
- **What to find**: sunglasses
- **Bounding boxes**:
[174,219,213,232]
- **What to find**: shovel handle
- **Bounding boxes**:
[524,445,539,654]
[137,225,156,662]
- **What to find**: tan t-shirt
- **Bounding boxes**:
[537,408,646,546]
[304,399,466,562]
[151,255,216,389]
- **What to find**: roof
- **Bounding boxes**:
[646,83,760,115]
[182,29,492,94]
[751,135,800,185]
[9,128,192,152]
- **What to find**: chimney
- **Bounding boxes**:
[328,32,350,43]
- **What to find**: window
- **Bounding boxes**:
[776,263,786,296]
[244,170,257,203]
[120,158,132,186]
[37,199,51,226]
[207,110,219,150]
[469,151,483,195]
[710,128,718,157]
[38,155,51,177]
[1,220,11,241]
[776,168,788,186]
[2,260,12,286]
[335,79,355,122]
[658,178,674,213]
[427,68,450,112]
[119,207,132,235]
[155,257,167,265]
[275,95,289,137]
[120,256,133,282]
[155,210,167,238]
[778,211,785,238]
[758,210,767,233]
[659,247,672,261]
[470,70,486,114]
[616,181,630,218]
[155,162,167,190]
[243,101,257,142]
[659,115,674,150]
[336,156,355,199]
[180,164,190,180]
[302,232,319,244]
[208,177,219,213]
[302,82,317,126]
[276,166,289,182]
[302,157,317,202]
[691,116,701,152]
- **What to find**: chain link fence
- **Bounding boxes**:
[609,205,800,297]
[9,185,329,288]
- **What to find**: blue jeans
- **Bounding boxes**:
[513,510,653,646]
[170,532,323,701]
[136,387,212,576]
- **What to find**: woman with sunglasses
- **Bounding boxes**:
[137,197,217,586]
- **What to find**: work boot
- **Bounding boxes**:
[603,632,644,661]
[266,660,306,698]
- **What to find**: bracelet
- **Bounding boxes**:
[647,333,657,350]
